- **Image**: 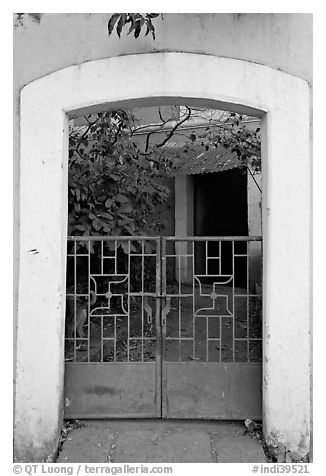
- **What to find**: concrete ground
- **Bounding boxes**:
[57,420,267,463]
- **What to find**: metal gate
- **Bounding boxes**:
[64,236,262,419]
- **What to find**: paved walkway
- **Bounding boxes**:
[57,420,267,463]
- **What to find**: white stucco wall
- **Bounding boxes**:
[13,13,312,88]
[248,173,263,290]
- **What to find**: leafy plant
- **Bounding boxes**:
[68,107,261,245]
[68,110,170,247]
[67,107,261,291]
[127,106,261,190]
[183,110,262,191]
[108,13,161,40]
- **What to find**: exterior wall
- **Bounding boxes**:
[13,13,312,462]
[13,13,312,89]
[248,173,262,291]
[13,12,312,327]
[13,14,312,363]
[174,176,194,282]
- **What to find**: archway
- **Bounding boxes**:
[15,53,311,461]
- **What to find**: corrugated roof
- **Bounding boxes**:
[165,144,242,176]
[71,126,243,175]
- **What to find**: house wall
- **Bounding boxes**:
[14,14,312,462]
[14,12,312,324]
[13,12,312,328]
[248,173,263,290]
[175,175,194,282]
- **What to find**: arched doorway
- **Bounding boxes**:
[15,53,310,460]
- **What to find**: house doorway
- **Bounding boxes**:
[194,169,248,237]
[194,169,248,286]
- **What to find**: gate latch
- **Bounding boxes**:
[161,296,171,326]
[143,296,152,324]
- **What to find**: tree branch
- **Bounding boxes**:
[110,120,124,148]
[75,119,98,152]
[154,106,192,149]
[206,121,261,152]
[247,166,262,193]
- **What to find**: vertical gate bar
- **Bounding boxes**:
[101,240,104,362]
[219,240,221,275]
[206,316,209,362]
[205,240,208,275]
[161,237,167,417]
[73,239,77,362]
[155,238,162,417]
[178,296,181,362]
[247,240,249,362]
[113,315,116,362]
[261,240,263,363]
[219,240,222,363]
[178,242,181,295]
[141,240,144,362]
[178,242,181,362]
[101,315,103,363]
[192,240,195,360]
[114,240,117,274]
[88,239,90,363]
[232,240,235,363]
[101,240,103,275]
[127,240,130,362]
[114,240,117,363]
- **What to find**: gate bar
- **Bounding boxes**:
[67,235,262,242]
[164,236,262,241]
[67,236,161,241]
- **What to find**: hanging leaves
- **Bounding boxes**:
[68,109,171,246]
[107,14,121,35]
[108,13,161,40]
[68,105,261,251]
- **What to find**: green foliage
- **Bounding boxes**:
[68,110,170,247]
[68,107,261,248]
[108,13,161,40]
[205,113,261,173]
[179,111,261,174]
[14,13,42,26]
[67,107,261,290]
